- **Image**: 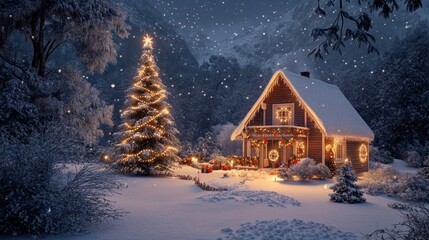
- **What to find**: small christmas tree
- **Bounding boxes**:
[115,34,180,175]
[329,161,366,203]
[279,163,290,180]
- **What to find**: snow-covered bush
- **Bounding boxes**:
[287,158,332,181]
[330,162,366,203]
[399,175,429,202]
[0,130,123,236]
[367,205,429,240]
[312,164,332,180]
[0,73,40,141]
[288,158,315,181]
[212,123,241,155]
[360,164,400,195]
[196,132,221,161]
[418,167,429,178]
[370,146,394,164]
[278,163,291,180]
[361,164,429,202]
[403,150,423,168]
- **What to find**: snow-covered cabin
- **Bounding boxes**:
[231,70,374,173]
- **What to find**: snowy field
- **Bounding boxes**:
[13,164,408,240]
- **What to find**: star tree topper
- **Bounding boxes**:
[143,34,153,49]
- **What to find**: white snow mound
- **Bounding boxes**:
[199,190,301,208]
[218,219,357,240]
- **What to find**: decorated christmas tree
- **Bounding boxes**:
[115,34,180,175]
[329,161,366,203]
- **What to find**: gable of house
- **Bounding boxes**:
[231,70,374,141]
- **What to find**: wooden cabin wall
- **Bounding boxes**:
[307,116,323,164]
[249,108,264,126]
[263,78,306,126]
[346,141,369,174]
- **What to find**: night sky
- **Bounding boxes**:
[146,0,294,41]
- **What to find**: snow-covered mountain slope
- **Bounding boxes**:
[186,2,428,74]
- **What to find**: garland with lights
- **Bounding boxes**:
[115,34,180,175]
[244,127,309,137]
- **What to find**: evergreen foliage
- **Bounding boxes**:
[279,163,290,180]
[370,145,394,164]
[325,155,336,177]
[338,22,429,159]
[329,162,366,203]
[366,205,429,240]
[0,0,129,76]
[0,129,123,236]
[310,0,422,59]
[115,35,180,175]
[196,132,221,161]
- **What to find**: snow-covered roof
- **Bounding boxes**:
[231,70,374,141]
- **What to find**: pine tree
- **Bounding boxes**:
[329,161,366,203]
[115,35,180,175]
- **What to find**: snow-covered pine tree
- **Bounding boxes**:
[196,132,221,161]
[329,161,366,203]
[115,35,180,175]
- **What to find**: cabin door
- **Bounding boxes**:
[267,140,280,168]
[280,145,293,165]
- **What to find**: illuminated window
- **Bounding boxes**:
[336,144,343,159]
[334,139,346,162]
[359,144,368,162]
[273,103,294,125]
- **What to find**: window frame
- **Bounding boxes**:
[334,139,347,163]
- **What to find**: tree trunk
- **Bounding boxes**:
[30,10,46,77]
[37,11,46,77]
[30,14,40,70]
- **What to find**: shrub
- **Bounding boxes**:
[279,163,291,180]
[399,175,429,202]
[370,146,394,164]
[366,205,429,240]
[287,158,332,181]
[423,156,429,167]
[417,167,429,178]
[312,164,332,180]
[361,164,429,202]
[404,150,423,168]
[0,131,123,236]
[360,164,400,195]
[288,158,315,181]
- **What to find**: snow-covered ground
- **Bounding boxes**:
[390,159,419,175]
[20,165,405,240]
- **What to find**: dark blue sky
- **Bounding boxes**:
[146,0,294,40]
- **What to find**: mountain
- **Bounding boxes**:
[185,1,428,78]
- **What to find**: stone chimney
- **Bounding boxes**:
[300,71,310,78]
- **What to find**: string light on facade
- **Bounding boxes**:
[275,107,292,124]
[359,144,368,162]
